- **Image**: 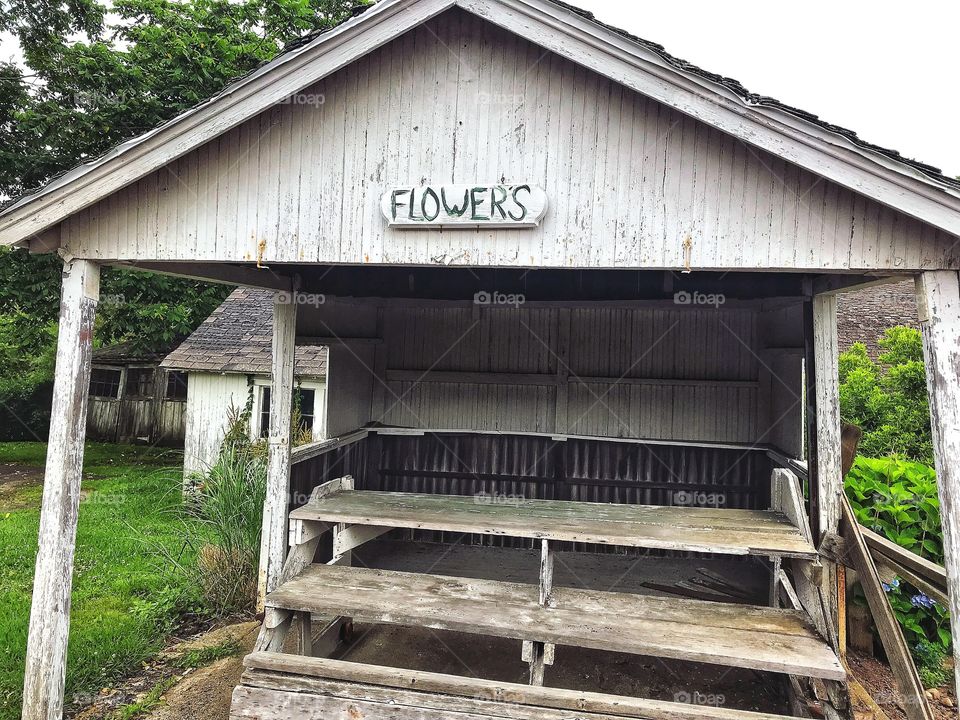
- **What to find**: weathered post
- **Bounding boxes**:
[257,292,297,607]
[22,258,100,720]
[916,270,960,701]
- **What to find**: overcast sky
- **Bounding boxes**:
[1,1,957,177]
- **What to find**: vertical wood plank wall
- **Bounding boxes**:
[60,9,957,270]
[320,300,804,452]
[182,372,251,477]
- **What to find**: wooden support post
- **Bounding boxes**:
[812,294,843,541]
[22,259,99,720]
[258,294,297,608]
[916,270,960,703]
[811,294,842,648]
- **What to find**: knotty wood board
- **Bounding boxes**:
[265,564,844,680]
[238,653,805,719]
[289,490,817,557]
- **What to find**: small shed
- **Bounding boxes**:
[86,340,187,446]
[161,287,328,476]
[3,1,960,718]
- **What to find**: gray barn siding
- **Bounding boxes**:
[320,300,797,449]
[60,9,956,271]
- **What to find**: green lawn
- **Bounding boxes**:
[0,442,198,719]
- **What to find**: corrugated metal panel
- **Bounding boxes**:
[290,432,771,554]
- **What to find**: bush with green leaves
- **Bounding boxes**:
[839,326,932,463]
[846,456,950,654]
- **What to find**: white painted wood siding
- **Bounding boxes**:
[60,9,958,271]
[183,372,251,477]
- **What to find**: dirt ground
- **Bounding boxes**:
[71,622,259,720]
[847,650,956,720]
[0,462,44,507]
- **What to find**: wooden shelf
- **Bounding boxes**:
[289,489,817,558]
[266,564,844,680]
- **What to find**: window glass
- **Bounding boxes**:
[165,371,188,400]
[125,368,155,398]
[89,368,122,398]
[259,386,271,438]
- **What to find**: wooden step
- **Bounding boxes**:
[288,489,817,558]
[265,563,844,680]
[237,650,811,720]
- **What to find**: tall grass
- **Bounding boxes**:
[181,447,266,615]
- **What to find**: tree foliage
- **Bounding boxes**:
[0,0,359,438]
[839,326,932,463]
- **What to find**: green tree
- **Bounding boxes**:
[839,326,932,463]
[0,0,360,438]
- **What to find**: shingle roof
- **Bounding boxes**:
[93,340,180,365]
[160,288,327,376]
[837,280,919,358]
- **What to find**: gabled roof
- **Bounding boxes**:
[161,288,327,377]
[2,0,960,246]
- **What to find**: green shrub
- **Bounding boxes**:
[846,456,950,651]
[913,639,952,689]
[845,457,941,562]
[839,327,932,463]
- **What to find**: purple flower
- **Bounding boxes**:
[910,593,936,609]
[882,578,901,593]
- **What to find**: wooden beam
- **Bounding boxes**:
[257,293,297,608]
[916,269,960,703]
[241,651,817,720]
[110,260,293,291]
[22,259,100,720]
[840,496,933,720]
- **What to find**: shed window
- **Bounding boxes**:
[165,371,188,400]
[125,368,155,398]
[89,368,122,399]
[259,386,271,438]
[258,386,316,438]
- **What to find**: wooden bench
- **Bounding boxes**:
[240,473,843,719]
[265,562,844,680]
[288,487,818,558]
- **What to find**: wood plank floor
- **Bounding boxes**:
[289,490,817,557]
[266,564,844,680]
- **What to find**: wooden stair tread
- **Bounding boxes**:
[289,489,817,557]
[265,563,844,680]
[240,650,813,719]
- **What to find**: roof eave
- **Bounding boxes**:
[2,0,960,247]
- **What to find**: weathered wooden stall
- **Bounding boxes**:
[3,0,960,718]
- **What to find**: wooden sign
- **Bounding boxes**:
[381,184,547,228]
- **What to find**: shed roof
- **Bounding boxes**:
[1,0,960,247]
[837,280,919,358]
[160,288,327,377]
[92,340,180,365]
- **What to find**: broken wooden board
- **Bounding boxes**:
[265,563,844,680]
[840,496,933,720]
[289,489,817,558]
